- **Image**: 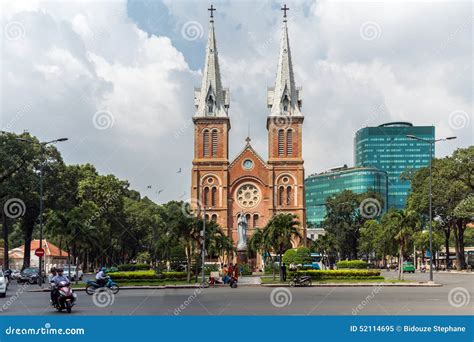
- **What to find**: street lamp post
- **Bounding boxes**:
[17,137,68,287]
[201,206,206,285]
[406,134,456,282]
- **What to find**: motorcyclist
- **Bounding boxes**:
[95,267,108,287]
[49,267,57,304]
[51,268,70,304]
[52,268,70,286]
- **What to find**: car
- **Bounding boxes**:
[7,269,21,280]
[0,270,9,297]
[402,261,415,273]
[17,267,43,284]
[64,266,83,281]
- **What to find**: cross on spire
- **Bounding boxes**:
[208,4,216,21]
[281,4,289,22]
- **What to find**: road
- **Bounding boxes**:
[0,271,472,316]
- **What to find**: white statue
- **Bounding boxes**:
[237,213,248,251]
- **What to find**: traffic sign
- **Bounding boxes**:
[35,248,45,257]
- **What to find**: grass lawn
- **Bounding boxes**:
[71,280,202,288]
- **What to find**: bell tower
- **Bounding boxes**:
[191,6,230,231]
[266,4,306,241]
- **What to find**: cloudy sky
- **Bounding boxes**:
[1,0,472,203]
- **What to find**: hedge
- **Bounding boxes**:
[290,270,381,280]
[117,263,151,271]
[108,270,187,281]
[336,260,368,269]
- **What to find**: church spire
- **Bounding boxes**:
[194,5,229,117]
[267,5,302,117]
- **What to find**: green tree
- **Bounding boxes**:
[408,146,473,270]
[324,190,384,260]
[262,213,301,281]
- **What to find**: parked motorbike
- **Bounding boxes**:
[289,274,312,287]
[51,281,77,313]
[229,276,238,288]
[86,277,119,295]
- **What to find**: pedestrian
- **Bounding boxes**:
[239,264,244,277]
[233,263,239,280]
[281,263,287,281]
[222,264,229,284]
[228,263,234,279]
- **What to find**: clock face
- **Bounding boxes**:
[243,159,253,170]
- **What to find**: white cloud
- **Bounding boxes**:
[1,0,472,203]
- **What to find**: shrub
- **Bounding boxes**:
[290,269,381,280]
[204,264,219,275]
[108,270,156,280]
[108,270,187,281]
[240,264,252,275]
[336,260,368,269]
[117,263,151,271]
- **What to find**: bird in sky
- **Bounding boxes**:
[177,168,182,173]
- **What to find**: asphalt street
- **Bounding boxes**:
[0,271,472,316]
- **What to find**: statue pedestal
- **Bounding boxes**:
[237,250,248,265]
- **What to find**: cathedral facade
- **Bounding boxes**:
[190,12,306,264]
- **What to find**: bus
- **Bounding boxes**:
[303,253,325,270]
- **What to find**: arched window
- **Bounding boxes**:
[203,187,209,206]
[287,130,293,156]
[211,129,218,157]
[286,186,292,205]
[253,214,259,228]
[203,130,210,157]
[211,187,217,207]
[204,214,210,221]
[278,129,284,157]
[211,214,217,222]
[278,186,284,206]
[246,214,251,227]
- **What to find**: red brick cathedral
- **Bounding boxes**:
[191,9,306,264]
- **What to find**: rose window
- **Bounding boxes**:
[236,184,261,208]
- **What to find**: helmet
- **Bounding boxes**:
[50,267,57,273]
[57,268,63,273]
[101,267,107,272]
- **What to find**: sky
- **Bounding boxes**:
[1,0,472,204]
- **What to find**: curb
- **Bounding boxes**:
[261,282,442,287]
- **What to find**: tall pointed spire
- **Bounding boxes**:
[267,6,302,117]
[194,6,229,117]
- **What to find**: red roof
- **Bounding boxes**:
[22,240,68,257]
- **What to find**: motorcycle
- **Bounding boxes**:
[52,281,77,313]
[289,274,312,287]
[420,265,427,273]
[86,277,119,295]
[229,276,238,288]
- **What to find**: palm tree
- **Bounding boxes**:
[263,213,301,281]
[248,228,272,272]
[385,209,419,280]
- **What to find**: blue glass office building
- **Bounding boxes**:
[354,122,435,210]
[305,166,388,227]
